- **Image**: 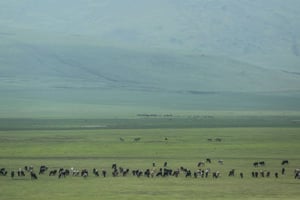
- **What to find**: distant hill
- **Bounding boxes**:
[1,43,300,93]
[1,0,300,70]
[0,0,300,117]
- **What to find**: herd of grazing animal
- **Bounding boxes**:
[1,159,299,181]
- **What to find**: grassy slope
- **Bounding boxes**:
[1,0,300,71]
[1,42,300,118]
[0,126,299,200]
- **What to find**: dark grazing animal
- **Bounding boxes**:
[281,168,285,175]
[17,168,25,177]
[252,171,259,178]
[172,169,180,177]
[112,164,117,170]
[156,168,163,177]
[39,165,48,174]
[30,171,38,180]
[295,172,300,179]
[144,169,151,178]
[228,169,235,177]
[281,160,289,165]
[0,168,7,176]
[240,172,244,179]
[212,171,220,178]
[259,161,265,166]
[164,161,168,167]
[49,170,57,176]
[11,171,15,179]
[197,161,205,167]
[185,170,192,178]
[81,169,88,177]
[294,169,300,179]
[102,169,107,177]
[112,169,118,177]
[93,168,99,176]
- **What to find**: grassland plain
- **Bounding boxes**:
[0,123,299,200]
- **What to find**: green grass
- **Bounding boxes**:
[0,124,300,199]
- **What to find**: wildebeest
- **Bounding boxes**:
[251,171,259,178]
[112,169,118,177]
[275,172,279,178]
[144,169,151,178]
[0,168,7,176]
[281,168,285,175]
[163,168,173,177]
[259,161,265,166]
[253,162,259,167]
[155,168,163,177]
[281,160,289,165]
[228,169,235,177]
[119,137,125,142]
[240,172,243,179]
[102,169,107,177]
[11,171,15,179]
[133,137,141,142]
[294,169,300,179]
[132,169,143,177]
[93,168,99,176]
[72,169,80,176]
[194,169,203,178]
[122,168,130,176]
[39,165,48,175]
[81,169,88,177]
[164,161,168,167]
[205,169,210,178]
[253,161,265,167]
[136,170,143,177]
[30,171,38,180]
[17,168,25,177]
[172,169,180,177]
[58,171,66,178]
[58,168,70,178]
[185,170,192,178]
[218,160,224,165]
[112,164,117,170]
[206,158,211,163]
[24,165,33,172]
[49,170,57,176]
[197,161,205,167]
[212,171,220,178]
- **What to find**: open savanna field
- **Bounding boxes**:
[0,116,300,200]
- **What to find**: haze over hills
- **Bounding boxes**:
[0,0,300,118]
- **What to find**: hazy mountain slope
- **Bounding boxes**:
[0,0,300,70]
[0,0,300,117]
[1,42,299,93]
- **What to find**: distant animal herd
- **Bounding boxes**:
[1,159,299,181]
